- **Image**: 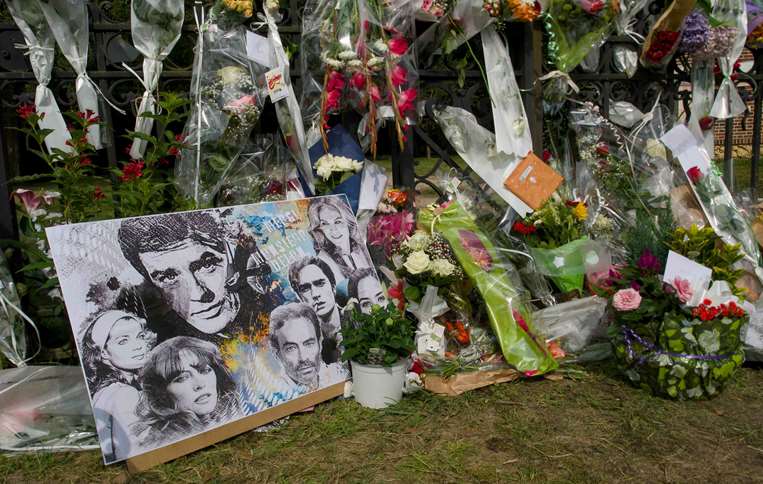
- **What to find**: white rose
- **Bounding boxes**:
[334,155,353,171]
[405,231,430,251]
[351,159,363,172]
[430,259,456,277]
[404,251,431,275]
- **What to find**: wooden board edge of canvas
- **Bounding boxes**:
[125,382,346,473]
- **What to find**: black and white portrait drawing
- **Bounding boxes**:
[46,196,381,464]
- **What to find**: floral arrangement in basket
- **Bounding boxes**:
[604,225,749,400]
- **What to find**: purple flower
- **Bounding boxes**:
[630,281,641,291]
[637,250,661,273]
[679,10,710,55]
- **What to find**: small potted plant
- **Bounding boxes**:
[341,302,415,409]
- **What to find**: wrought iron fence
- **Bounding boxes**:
[0,1,761,243]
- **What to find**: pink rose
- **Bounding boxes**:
[612,288,642,311]
[388,37,409,56]
[391,65,408,87]
[226,95,257,113]
[673,276,693,304]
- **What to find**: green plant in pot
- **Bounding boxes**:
[341,303,415,409]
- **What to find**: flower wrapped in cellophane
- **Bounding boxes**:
[127,0,185,159]
[6,0,71,153]
[300,0,418,156]
[176,5,269,207]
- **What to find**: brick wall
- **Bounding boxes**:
[713,49,759,155]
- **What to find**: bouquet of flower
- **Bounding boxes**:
[543,0,620,73]
[209,0,255,28]
[6,0,71,153]
[128,0,185,159]
[419,201,557,375]
[300,0,417,156]
[215,135,289,207]
[367,189,415,260]
[662,125,762,278]
[511,198,606,294]
[394,231,466,299]
[746,0,763,48]
[314,154,363,193]
[176,16,269,207]
[36,0,107,149]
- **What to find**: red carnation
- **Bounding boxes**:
[699,116,714,131]
[79,157,93,167]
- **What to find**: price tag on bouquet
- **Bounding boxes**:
[266,67,289,103]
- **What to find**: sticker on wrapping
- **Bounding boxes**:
[458,230,492,271]
[266,68,288,102]
[504,152,564,210]
[662,250,713,307]
[246,31,275,68]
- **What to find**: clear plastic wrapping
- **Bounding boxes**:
[6,0,71,153]
[0,366,97,452]
[128,0,185,159]
[418,201,557,375]
[176,19,269,207]
[710,0,748,119]
[544,0,620,73]
[532,295,608,353]
[639,0,694,69]
[37,0,104,149]
[299,0,418,155]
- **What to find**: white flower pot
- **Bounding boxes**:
[350,359,406,409]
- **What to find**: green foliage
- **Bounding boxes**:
[517,198,586,249]
[341,303,415,366]
[667,225,745,296]
[114,92,192,217]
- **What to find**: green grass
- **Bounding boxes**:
[2,362,762,483]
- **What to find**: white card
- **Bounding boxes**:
[660,124,712,174]
[358,162,388,212]
[265,67,289,102]
[417,320,446,357]
[662,250,713,307]
[246,31,275,68]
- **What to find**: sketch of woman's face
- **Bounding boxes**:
[167,350,218,416]
[318,206,350,254]
[356,276,386,315]
[103,317,153,371]
[139,241,238,334]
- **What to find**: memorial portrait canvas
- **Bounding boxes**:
[46,195,380,465]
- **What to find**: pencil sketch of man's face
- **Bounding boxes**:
[139,240,238,334]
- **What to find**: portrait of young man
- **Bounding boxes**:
[118,211,273,343]
[268,302,347,391]
[288,256,344,364]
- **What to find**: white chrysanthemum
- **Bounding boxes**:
[347,59,363,69]
[367,57,385,68]
[371,40,388,53]
[338,50,358,60]
[430,259,456,277]
[321,52,344,68]
[405,231,431,251]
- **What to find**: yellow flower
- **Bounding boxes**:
[572,202,588,221]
